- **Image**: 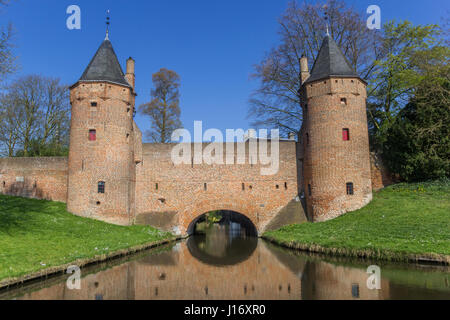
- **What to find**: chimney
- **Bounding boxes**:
[126,57,135,89]
[288,132,296,141]
[300,55,310,85]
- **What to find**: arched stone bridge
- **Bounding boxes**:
[134,142,308,236]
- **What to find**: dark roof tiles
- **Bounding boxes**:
[79,39,131,88]
[304,35,358,84]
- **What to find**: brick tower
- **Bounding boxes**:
[67,33,137,225]
[299,35,372,222]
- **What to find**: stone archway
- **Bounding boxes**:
[186,210,258,236]
[179,200,260,236]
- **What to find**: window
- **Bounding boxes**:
[98,181,105,194]
[306,133,310,145]
[340,98,347,106]
[89,129,97,141]
[308,184,312,196]
[242,183,245,191]
[346,183,354,195]
[284,182,288,190]
[342,129,350,141]
[352,284,360,298]
[155,183,158,190]
[204,183,207,191]
[91,102,97,107]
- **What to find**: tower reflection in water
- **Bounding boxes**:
[2,213,449,300]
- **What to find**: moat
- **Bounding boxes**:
[1,220,449,300]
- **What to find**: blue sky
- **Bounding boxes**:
[3,0,449,141]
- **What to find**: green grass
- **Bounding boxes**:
[264,180,450,260]
[0,195,173,281]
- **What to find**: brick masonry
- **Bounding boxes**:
[300,77,374,222]
[0,157,68,202]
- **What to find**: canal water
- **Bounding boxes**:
[1,222,449,300]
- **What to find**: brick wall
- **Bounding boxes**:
[370,152,393,191]
[135,141,307,235]
[0,157,68,202]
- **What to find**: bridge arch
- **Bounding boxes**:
[186,210,258,236]
[180,200,260,236]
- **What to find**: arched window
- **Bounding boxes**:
[98,181,105,194]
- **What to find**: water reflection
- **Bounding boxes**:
[1,238,449,300]
[187,223,258,266]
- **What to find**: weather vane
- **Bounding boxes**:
[322,5,330,36]
[105,9,110,40]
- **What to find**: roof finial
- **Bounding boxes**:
[105,9,110,40]
[322,5,330,36]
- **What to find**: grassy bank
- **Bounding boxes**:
[263,181,450,263]
[0,195,174,283]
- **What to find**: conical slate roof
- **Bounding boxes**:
[304,35,359,84]
[78,38,131,88]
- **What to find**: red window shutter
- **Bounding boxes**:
[343,129,349,141]
[89,130,96,141]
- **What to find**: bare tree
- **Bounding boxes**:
[0,92,22,156]
[248,0,383,136]
[0,75,70,157]
[139,68,182,143]
[0,0,17,83]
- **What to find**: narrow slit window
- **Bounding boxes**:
[242,183,245,191]
[346,183,354,195]
[284,182,288,190]
[342,129,350,141]
[155,183,158,190]
[308,184,312,196]
[204,183,207,191]
[306,133,310,145]
[89,129,97,141]
[98,181,105,194]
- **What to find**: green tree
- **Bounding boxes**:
[382,62,450,182]
[367,21,444,151]
[139,68,182,143]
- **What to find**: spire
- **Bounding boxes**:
[303,36,359,85]
[78,37,131,88]
[323,5,330,36]
[105,10,110,40]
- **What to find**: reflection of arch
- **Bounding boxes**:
[187,235,258,266]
